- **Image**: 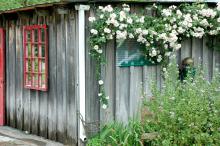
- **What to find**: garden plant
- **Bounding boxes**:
[87,59,220,146]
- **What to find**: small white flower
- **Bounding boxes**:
[98,80,104,85]
[104,28,111,33]
[217,17,220,23]
[162,68,166,72]
[157,55,162,62]
[102,104,107,109]
[99,6,104,10]
[93,45,99,50]
[140,16,145,23]
[127,17,133,24]
[110,13,117,19]
[90,29,98,35]
[128,33,134,39]
[98,93,103,97]
[142,30,148,35]
[106,96,109,100]
[88,17,96,22]
[100,14,104,19]
[97,49,103,54]
[151,49,157,57]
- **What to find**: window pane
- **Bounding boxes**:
[26,43,31,57]
[41,74,46,88]
[34,58,38,72]
[41,29,45,42]
[26,73,31,86]
[27,31,31,42]
[27,59,32,72]
[41,45,45,57]
[34,29,38,42]
[41,59,45,73]
[34,45,38,57]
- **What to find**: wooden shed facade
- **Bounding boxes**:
[0,0,219,145]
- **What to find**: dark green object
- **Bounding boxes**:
[116,39,155,67]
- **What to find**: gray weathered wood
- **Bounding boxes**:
[15,19,23,130]
[66,10,78,144]
[47,12,57,141]
[8,20,16,128]
[101,40,115,124]
[115,67,130,123]
[192,38,203,66]
[181,38,192,59]
[203,37,213,80]
[129,66,143,118]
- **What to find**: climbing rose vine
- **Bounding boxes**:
[89,2,220,108]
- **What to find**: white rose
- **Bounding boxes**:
[90,29,98,35]
[127,17,133,24]
[151,49,157,57]
[98,93,103,97]
[88,17,96,22]
[97,49,103,54]
[142,30,148,35]
[93,45,99,50]
[162,68,166,72]
[110,13,117,19]
[139,16,145,23]
[104,28,111,33]
[98,80,104,85]
[157,55,162,62]
[217,17,220,23]
[128,33,134,39]
[106,96,109,100]
[100,14,104,19]
[102,104,107,109]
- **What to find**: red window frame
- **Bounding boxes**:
[23,24,48,91]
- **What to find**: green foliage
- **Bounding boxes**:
[0,0,60,11]
[143,60,220,145]
[88,60,220,146]
[87,121,145,146]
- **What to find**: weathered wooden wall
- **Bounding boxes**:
[85,5,220,134]
[2,8,78,145]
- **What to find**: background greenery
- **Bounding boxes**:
[0,0,60,11]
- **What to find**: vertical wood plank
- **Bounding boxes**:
[181,39,192,60]
[100,41,115,124]
[203,37,213,80]
[47,12,57,141]
[30,91,39,135]
[30,15,40,135]
[66,10,77,144]
[22,17,31,133]
[38,16,48,138]
[143,66,156,100]
[85,10,100,137]
[8,20,16,128]
[213,37,220,73]
[15,19,23,130]
[5,20,10,126]
[115,67,130,123]
[56,13,65,142]
[192,38,203,66]
[129,67,143,118]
